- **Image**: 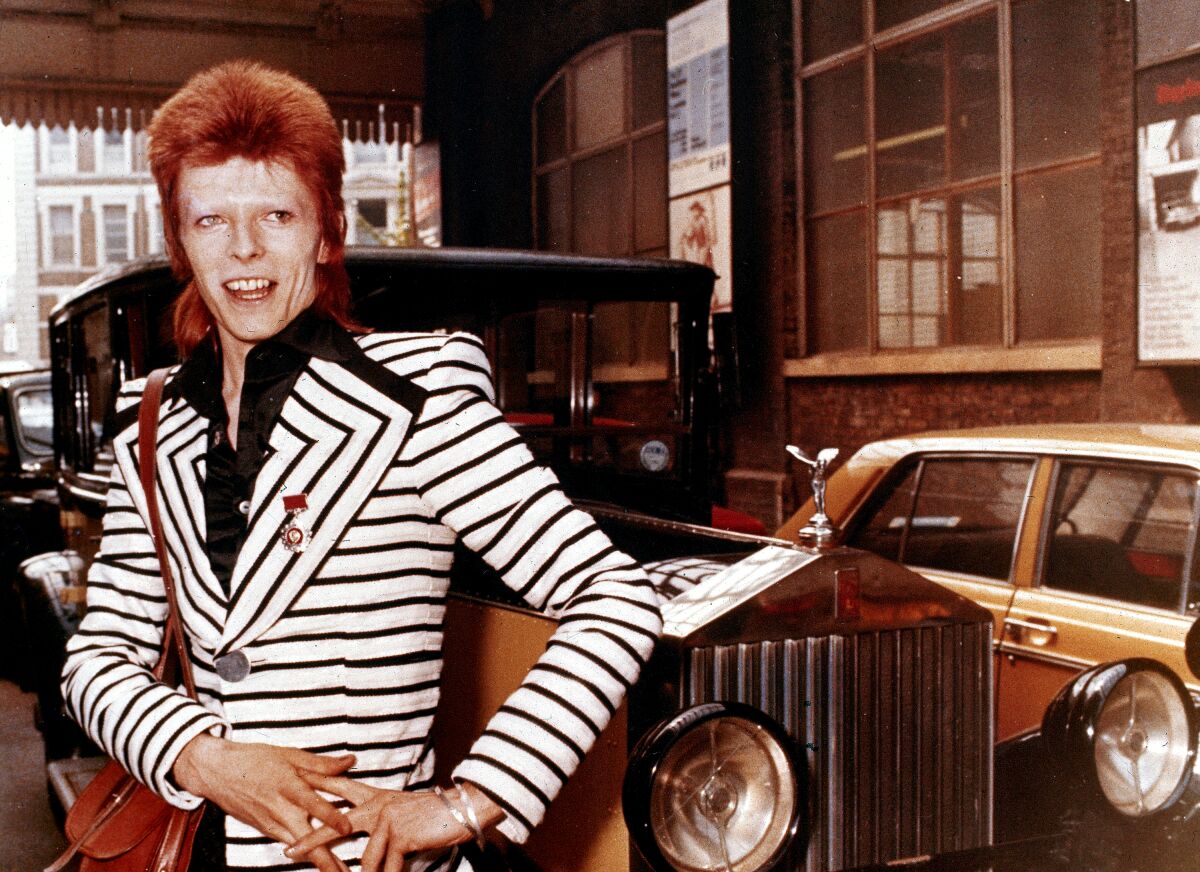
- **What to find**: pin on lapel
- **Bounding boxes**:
[280,492,310,553]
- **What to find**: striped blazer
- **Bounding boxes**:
[61,331,663,871]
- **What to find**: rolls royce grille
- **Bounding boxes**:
[682,621,994,871]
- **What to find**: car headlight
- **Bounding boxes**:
[1043,659,1197,818]
[623,702,805,872]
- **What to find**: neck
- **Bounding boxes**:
[217,336,251,445]
[220,340,249,403]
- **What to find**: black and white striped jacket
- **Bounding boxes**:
[61,331,663,870]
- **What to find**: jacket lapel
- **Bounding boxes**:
[218,356,421,654]
[113,386,228,649]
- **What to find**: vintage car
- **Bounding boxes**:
[18,252,1198,871]
[0,369,59,684]
[776,426,1200,867]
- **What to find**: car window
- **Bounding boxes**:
[849,456,1034,580]
[14,387,53,456]
[495,300,685,480]
[1042,461,1198,612]
[63,304,116,478]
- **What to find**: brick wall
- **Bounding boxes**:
[784,370,1103,511]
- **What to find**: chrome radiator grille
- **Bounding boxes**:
[682,622,993,871]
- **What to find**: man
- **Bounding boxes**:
[62,60,661,872]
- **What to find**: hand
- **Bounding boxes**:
[285,774,504,872]
[173,733,356,872]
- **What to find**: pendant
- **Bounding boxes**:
[280,492,310,553]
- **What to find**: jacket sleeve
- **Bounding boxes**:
[61,382,228,809]
[408,333,662,843]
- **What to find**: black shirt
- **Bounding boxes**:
[174,310,358,593]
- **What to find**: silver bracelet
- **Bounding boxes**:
[454,782,487,850]
[432,785,476,844]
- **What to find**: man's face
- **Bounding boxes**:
[177,156,328,362]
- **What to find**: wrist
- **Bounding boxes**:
[172,731,224,795]
[456,781,504,830]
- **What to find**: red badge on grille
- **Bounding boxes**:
[835,567,861,621]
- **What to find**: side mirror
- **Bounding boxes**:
[1187,616,1200,680]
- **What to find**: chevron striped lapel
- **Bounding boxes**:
[219,355,422,654]
[112,387,228,649]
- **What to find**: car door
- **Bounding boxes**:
[1000,457,1200,737]
[844,453,1037,723]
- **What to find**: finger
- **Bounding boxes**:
[308,845,350,872]
[287,749,357,775]
[295,790,354,836]
[286,821,353,858]
[383,844,405,872]
[360,828,390,872]
[298,770,377,805]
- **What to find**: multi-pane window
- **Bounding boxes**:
[798,0,1101,356]
[533,31,667,258]
[45,126,74,174]
[533,32,670,379]
[102,127,128,174]
[102,204,130,263]
[48,206,75,266]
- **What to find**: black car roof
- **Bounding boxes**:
[53,247,716,320]
[0,370,50,392]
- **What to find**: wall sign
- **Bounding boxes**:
[1136,54,1200,365]
[666,0,730,199]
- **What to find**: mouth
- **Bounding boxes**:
[223,278,275,302]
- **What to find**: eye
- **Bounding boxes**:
[265,210,293,223]
[195,215,223,228]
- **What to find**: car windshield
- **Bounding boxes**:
[14,386,53,456]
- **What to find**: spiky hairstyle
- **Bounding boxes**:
[147,60,358,357]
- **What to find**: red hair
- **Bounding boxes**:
[147,60,362,357]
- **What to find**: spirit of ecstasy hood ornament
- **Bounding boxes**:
[786,445,839,548]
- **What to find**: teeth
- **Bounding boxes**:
[225,278,271,292]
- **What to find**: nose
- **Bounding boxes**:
[227,220,262,261]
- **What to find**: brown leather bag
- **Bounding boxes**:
[46,368,206,872]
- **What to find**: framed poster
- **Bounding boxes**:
[666,0,730,198]
[1136,54,1200,364]
[670,184,731,313]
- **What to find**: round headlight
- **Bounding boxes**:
[623,702,805,872]
[1043,659,1197,818]
[1093,668,1193,815]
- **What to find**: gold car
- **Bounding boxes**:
[779,424,1200,740]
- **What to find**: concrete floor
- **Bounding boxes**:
[0,679,69,871]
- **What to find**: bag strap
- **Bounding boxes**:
[43,368,200,872]
[139,367,197,699]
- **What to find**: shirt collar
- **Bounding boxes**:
[174,308,359,419]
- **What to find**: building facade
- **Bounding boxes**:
[422,0,1200,526]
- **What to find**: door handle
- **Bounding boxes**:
[1003,616,1058,646]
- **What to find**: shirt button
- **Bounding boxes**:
[237,500,250,516]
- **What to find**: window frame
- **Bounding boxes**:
[99,201,134,264]
[531,30,668,259]
[792,0,1103,373]
[40,124,78,176]
[844,449,1039,585]
[1035,457,1200,614]
[98,125,132,175]
[42,201,80,269]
